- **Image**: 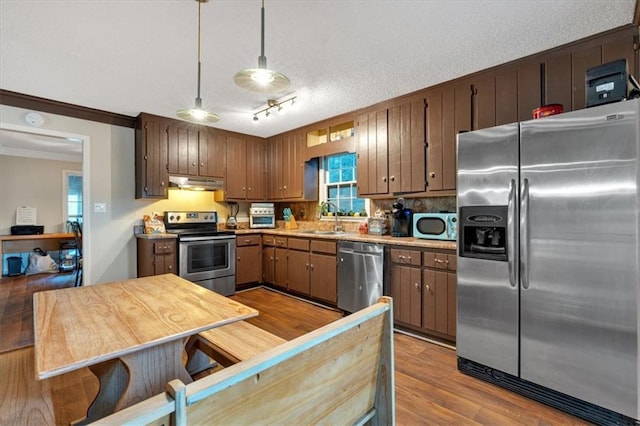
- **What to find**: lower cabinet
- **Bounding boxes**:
[236,234,262,287]
[261,235,337,305]
[387,246,457,342]
[137,237,177,277]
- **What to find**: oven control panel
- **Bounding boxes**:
[165,211,218,225]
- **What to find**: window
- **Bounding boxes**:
[321,153,368,216]
[63,171,83,224]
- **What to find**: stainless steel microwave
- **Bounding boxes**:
[412,212,457,241]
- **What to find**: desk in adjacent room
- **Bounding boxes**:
[0,233,75,258]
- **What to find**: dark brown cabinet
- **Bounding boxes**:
[236,235,262,286]
[167,123,225,179]
[267,131,317,200]
[287,242,310,295]
[135,113,169,199]
[356,109,388,196]
[262,235,287,288]
[387,96,427,193]
[226,135,266,200]
[387,246,457,342]
[309,240,337,304]
[137,237,177,277]
[426,84,470,192]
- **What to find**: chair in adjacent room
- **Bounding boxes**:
[67,221,83,286]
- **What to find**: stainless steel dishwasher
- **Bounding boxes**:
[337,241,384,313]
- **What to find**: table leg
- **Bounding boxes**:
[115,340,193,411]
[76,340,192,424]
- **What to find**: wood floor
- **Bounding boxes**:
[0,274,589,425]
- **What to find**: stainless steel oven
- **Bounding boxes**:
[165,211,236,296]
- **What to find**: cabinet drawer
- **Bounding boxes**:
[153,240,175,254]
[263,235,276,246]
[389,248,421,266]
[288,238,310,251]
[310,240,336,255]
[423,251,456,271]
[237,235,261,246]
[275,237,287,248]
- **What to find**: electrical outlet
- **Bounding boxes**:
[94,203,107,213]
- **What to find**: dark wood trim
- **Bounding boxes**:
[634,0,640,26]
[0,89,136,128]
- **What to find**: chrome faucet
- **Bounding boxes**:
[323,202,343,232]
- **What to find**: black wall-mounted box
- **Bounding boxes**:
[586,59,639,108]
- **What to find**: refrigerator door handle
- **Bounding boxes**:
[507,179,517,288]
[520,178,530,289]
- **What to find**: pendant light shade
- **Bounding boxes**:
[234,0,290,94]
[177,0,220,123]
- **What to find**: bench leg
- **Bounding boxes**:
[185,336,219,377]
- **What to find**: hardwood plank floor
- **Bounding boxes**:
[0,276,589,425]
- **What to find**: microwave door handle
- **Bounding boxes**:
[520,178,530,290]
[507,179,517,288]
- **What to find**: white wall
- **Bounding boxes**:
[0,156,80,233]
[0,105,226,285]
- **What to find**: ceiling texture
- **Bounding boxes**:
[0,0,637,139]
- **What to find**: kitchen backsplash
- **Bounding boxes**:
[276,196,456,223]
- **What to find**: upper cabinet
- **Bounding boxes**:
[388,95,427,194]
[167,122,225,178]
[355,109,388,196]
[135,113,169,199]
[226,135,266,201]
[304,118,356,160]
[268,130,318,201]
[425,84,470,192]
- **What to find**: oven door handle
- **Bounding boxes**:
[179,236,234,242]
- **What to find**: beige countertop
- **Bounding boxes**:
[136,233,178,239]
[234,228,457,251]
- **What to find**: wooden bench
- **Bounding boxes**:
[0,347,55,425]
[92,297,395,425]
[185,320,287,374]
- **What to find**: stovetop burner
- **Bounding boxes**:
[163,211,234,237]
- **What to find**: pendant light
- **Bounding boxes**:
[234,0,290,94]
[177,0,220,123]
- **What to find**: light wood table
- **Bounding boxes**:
[33,274,258,424]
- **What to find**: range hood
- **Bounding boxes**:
[168,176,224,191]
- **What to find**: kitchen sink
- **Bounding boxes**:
[300,230,350,235]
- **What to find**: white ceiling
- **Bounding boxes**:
[0,1,636,139]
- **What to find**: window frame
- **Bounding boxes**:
[319,153,369,220]
[62,169,83,225]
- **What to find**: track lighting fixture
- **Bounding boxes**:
[252,96,296,122]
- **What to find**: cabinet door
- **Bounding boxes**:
[545,53,572,112]
[391,264,421,328]
[287,250,310,295]
[388,96,427,193]
[571,46,601,112]
[472,75,496,130]
[246,137,266,200]
[517,61,542,122]
[135,114,168,199]
[283,132,304,199]
[448,272,457,337]
[274,247,288,289]
[426,91,443,191]
[262,246,275,284]
[167,123,199,176]
[422,269,436,332]
[356,110,388,195]
[602,34,636,79]
[236,245,261,285]
[309,253,337,303]
[225,136,247,199]
[495,69,518,126]
[267,137,284,199]
[198,128,225,178]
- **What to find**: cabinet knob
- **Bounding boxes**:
[429,172,436,178]
[168,265,172,270]
[242,187,246,191]
[382,177,387,182]
[192,162,197,166]
[237,257,241,261]
[160,182,165,186]
[425,284,431,291]
[283,185,287,189]
[200,162,204,167]
[390,176,395,181]
[248,187,252,191]
[414,282,420,289]
[310,264,314,270]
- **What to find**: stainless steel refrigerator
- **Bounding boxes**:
[456,99,640,423]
